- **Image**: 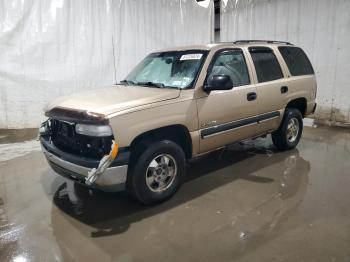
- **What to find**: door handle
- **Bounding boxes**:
[247,92,257,101]
[281,86,288,94]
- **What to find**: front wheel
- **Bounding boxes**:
[127,140,186,205]
[272,108,303,151]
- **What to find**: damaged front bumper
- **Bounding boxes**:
[40,137,130,192]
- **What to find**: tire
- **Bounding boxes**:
[127,140,186,205]
[272,108,303,151]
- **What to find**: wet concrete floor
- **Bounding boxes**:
[0,126,349,262]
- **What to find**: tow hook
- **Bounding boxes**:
[85,140,119,185]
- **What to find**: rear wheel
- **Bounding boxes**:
[127,140,186,205]
[272,108,303,151]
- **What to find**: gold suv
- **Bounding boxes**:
[39,40,317,204]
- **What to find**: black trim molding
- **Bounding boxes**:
[201,111,280,139]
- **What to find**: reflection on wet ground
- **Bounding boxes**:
[0,126,350,261]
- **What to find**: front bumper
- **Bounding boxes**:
[40,137,129,192]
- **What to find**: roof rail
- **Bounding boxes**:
[233,40,293,45]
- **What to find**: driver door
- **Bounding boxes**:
[196,48,258,153]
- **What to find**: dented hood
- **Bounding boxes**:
[45,85,180,116]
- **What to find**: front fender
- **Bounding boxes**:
[108,99,198,148]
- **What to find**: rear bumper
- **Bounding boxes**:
[312,103,317,114]
[40,137,129,192]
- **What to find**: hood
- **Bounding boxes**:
[45,85,181,116]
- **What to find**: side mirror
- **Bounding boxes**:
[203,75,233,92]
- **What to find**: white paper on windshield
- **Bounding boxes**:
[180,54,203,60]
[172,80,183,86]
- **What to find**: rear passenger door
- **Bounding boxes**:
[248,47,287,135]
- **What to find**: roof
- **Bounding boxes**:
[156,40,294,52]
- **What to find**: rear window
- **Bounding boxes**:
[249,47,283,83]
[278,46,314,76]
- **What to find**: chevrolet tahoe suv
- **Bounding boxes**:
[40,40,317,204]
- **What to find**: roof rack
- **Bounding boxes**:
[233,40,293,45]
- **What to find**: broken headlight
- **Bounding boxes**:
[39,120,50,135]
[75,124,113,137]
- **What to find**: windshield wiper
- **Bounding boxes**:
[136,81,165,88]
[119,80,135,85]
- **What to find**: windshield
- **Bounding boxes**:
[121,50,208,89]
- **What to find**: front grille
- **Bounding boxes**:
[49,119,113,159]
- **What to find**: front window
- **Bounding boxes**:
[121,50,208,89]
[207,49,250,87]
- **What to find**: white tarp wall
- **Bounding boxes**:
[0,0,213,128]
[221,0,350,124]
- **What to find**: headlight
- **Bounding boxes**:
[39,120,49,135]
[75,124,113,137]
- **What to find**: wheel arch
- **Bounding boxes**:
[286,97,307,117]
[129,124,193,159]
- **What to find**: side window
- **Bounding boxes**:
[207,49,250,87]
[249,47,283,83]
[278,46,314,76]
